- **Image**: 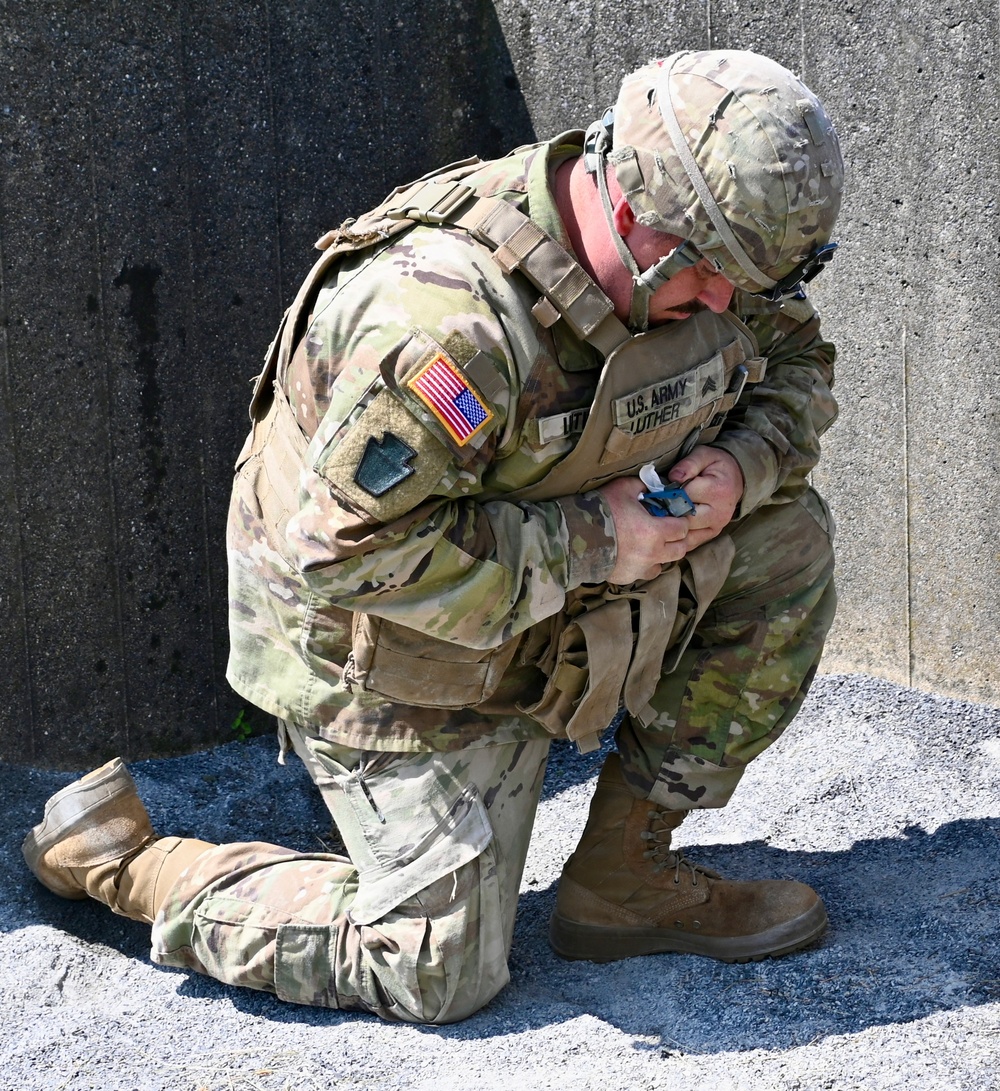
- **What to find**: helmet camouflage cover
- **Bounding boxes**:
[610,50,844,294]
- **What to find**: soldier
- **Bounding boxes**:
[24,49,844,1024]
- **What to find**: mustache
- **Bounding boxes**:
[669,300,706,316]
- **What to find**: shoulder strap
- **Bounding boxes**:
[247,160,492,422]
[380,177,631,357]
[248,169,632,422]
[245,242,347,423]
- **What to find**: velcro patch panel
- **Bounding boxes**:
[611,353,726,436]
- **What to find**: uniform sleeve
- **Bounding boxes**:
[282,230,617,652]
[710,292,838,515]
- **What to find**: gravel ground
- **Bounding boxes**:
[3,672,999,1091]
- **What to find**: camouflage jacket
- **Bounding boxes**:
[226,135,837,750]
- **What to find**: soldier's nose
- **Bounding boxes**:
[698,274,735,313]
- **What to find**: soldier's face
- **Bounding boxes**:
[627,227,736,324]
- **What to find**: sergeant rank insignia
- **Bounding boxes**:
[407,353,494,445]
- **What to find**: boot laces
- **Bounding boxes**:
[640,809,719,884]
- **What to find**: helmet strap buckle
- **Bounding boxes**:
[635,241,702,295]
[583,109,615,175]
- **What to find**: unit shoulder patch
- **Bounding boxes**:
[320,387,451,523]
[355,432,417,497]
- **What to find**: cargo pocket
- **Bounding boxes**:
[345,612,522,709]
[274,922,339,1007]
[301,740,496,927]
[346,781,493,927]
[184,895,321,998]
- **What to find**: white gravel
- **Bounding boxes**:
[3,673,999,1090]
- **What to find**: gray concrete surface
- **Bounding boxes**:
[0,0,533,767]
[3,4,999,758]
[4,673,1000,1089]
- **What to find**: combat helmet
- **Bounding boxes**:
[584,50,844,330]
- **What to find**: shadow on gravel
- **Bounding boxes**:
[3,732,608,838]
[498,816,1000,1053]
[5,743,999,1055]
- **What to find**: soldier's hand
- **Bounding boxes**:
[667,445,744,549]
[597,475,690,584]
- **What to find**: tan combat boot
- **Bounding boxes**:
[550,753,827,964]
[22,757,214,924]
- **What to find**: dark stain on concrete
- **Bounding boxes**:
[113,261,168,519]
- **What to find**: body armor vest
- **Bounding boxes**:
[238,150,764,751]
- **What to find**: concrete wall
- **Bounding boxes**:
[0,1,531,767]
[489,0,1000,708]
[2,0,997,767]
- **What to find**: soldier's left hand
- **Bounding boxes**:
[667,445,744,548]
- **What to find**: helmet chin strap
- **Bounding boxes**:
[584,114,703,332]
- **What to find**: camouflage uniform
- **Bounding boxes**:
[151,60,840,1020]
[152,736,550,1022]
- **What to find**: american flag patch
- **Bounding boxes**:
[407,353,494,445]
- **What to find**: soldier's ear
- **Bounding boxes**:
[611,196,636,239]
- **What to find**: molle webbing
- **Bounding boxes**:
[521,536,733,752]
[384,178,631,358]
[458,198,631,357]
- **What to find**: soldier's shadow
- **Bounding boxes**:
[197,813,1000,1054]
[485,815,1000,1054]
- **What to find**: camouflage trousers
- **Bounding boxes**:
[150,489,833,1023]
[150,735,550,1024]
[616,487,837,807]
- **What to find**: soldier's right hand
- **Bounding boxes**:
[597,475,690,584]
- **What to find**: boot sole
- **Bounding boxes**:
[549,899,828,964]
[22,758,136,898]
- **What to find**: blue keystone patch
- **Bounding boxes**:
[354,432,418,497]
